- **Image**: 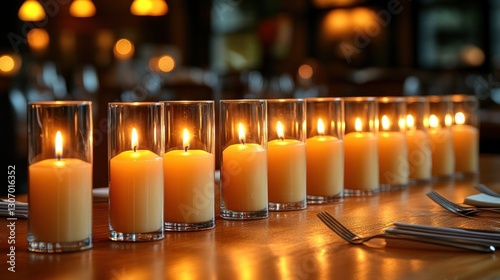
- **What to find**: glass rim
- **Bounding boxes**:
[220,99,267,103]
[377,96,405,103]
[161,100,214,105]
[342,96,377,102]
[108,101,163,106]
[426,95,452,102]
[405,96,428,103]
[29,100,92,106]
[305,97,342,102]
[266,98,305,103]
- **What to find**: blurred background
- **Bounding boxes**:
[2,0,500,194]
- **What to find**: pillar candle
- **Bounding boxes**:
[221,124,268,212]
[29,131,92,242]
[109,128,164,234]
[306,119,343,197]
[268,122,306,203]
[452,112,479,174]
[163,129,215,223]
[378,115,409,185]
[406,127,432,180]
[428,115,454,177]
[344,118,379,190]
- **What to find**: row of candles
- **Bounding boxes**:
[26,94,478,253]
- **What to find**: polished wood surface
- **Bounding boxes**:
[2,155,500,279]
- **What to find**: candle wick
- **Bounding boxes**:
[57,155,61,161]
[134,146,137,152]
[279,137,284,141]
[184,146,188,152]
[240,139,245,145]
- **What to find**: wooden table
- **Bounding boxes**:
[2,155,500,279]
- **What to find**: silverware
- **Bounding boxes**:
[0,198,28,218]
[426,191,500,217]
[475,183,500,198]
[388,222,500,247]
[317,212,495,253]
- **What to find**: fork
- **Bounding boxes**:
[475,183,500,198]
[316,212,495,253]
[427,191,500,217]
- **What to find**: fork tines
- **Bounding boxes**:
[317,212,353,242]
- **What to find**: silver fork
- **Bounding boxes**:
[475,183,500,198]
[316,212,495,253]
[427,191,500,216]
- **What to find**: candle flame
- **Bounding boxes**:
[355,118,362,132]
[445,114,453,127]
[429,114,439,128]
[238,123,245,144]
[381,115,390,131]
[55,131,63,159]
[277,121,284,140]
[131,128,138,152]
[406,114,415,129]
[183,128,190,152]
[317,118,325,135]
[455,112,465,125]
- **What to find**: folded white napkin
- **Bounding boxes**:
[92,188,109,201]
[464,193,500,207]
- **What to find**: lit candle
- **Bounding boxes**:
[405,114,432,180]
[29,131,92,242]
[344,118,379,190]
[109,128,163,233]
[377,115,409,186]
[267,121,307,204]
[428,114,454,177]
[452,112,479,174]
[163,129,215,224]
[306,118,343,197]
[221,123,268,211]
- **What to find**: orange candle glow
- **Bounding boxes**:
[29,131,92,242]
[163,129,215,224]
[109,128,164,234]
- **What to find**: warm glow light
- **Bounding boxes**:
[406,114,415,129]
[27,28,49,51]
[277,121,284,139]
[70,0,96,17]
[317,118,325,135]
[355,117,362,132]
[55,131,63,158]
[455,112,465,125]
[298,64,313,79]
[0,55,16,73]
[130,0,168,16]
[114,39,135,60]
[131,128,138,151]
[351,7,375,28]
[238,123,245,144]
[323,9,350,36]
[182,128,190,151]
[381,115,390,131]
[158,55,175,72]
[445,114,453,127]
[149,0,168,16]
[429,115,439,128]
[18,0,46,21]
[0,54,21,76]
